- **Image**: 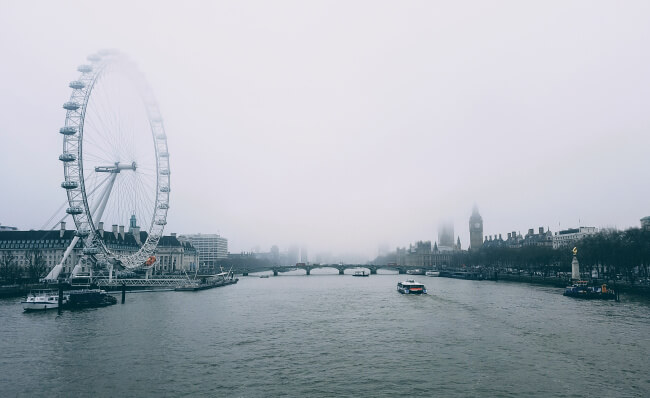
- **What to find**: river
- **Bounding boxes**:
[1,273,649,397]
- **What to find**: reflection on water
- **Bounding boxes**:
[1,276,649,397]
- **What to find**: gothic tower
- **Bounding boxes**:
[469,205,483,250]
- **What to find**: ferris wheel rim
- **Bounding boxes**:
[60,50,170,270]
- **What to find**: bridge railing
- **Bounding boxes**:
[95,278,189,287]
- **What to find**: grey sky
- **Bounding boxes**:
[1,1,649,260]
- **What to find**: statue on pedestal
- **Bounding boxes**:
[571,247,580,280]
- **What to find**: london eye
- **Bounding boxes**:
[46,50,170,280]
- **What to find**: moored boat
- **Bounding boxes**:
[175,270,238,291]
[397,279,427,294]
[21,290,68,311]
[425,270,440,277]
[563,281,618,300]
[67,289,117,308]
[406,269,425,275]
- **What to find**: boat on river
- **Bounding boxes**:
[67,289,117,308]
[406,269,425,275]
[353,270,369,277]
[563,281,618,300]
[175,270,239,291]
[425,270,440,277]
[22,285,116,311]
[397,280,427,294]
[21,290,69,311]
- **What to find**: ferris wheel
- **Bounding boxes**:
[46,50,170,280]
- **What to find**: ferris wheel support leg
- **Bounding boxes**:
[108,264,113,283]
[43,235,80,282]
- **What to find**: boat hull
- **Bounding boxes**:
[22,301,59,311]
[563,283,618,301]
[21,291,68,311]
[563,291,617,300]
[397,287,427,294]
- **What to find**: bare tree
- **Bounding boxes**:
[26,249,47,282]
[0,251,19,284]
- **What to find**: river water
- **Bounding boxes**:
[1,273,649,397]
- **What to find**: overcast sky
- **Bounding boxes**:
[1,1,649,260]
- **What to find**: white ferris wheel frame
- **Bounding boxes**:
[60,50,170,271]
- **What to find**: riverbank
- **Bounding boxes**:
[0,283,174,298]
[477,273,650,297]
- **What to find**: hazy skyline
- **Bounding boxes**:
[1,1,649,260]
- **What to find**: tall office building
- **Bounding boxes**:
[181,233,228,266]
[469,206,483,250]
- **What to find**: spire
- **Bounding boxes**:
[456,236,461,250]
[130,214,137,229]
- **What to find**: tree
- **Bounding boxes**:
[26,249,47,282]
[0,251,20,284]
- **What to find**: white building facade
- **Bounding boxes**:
[552,227,598,249]
[181,234,228,267]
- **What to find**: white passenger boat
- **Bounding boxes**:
[397,280,427,294]
[425,270,440,277]
[353,270,369,277]
[21,290,68,311]
[406,269,425,275]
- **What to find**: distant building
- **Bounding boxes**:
[523,227,553,247]
[181,233,228,267]
[483,227,552,249]
[482,233,505,249]
[0,223,83,277]
[641,217,650,231]
[438,222,454,249]
[552,227,598,249]
[153,233,199,274]
[469,206,483,250]
[396,241,432,268]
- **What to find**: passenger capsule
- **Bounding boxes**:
[158,203,169,209]
[63,101,80,111]
[156,133,167,140]
[160,169,170,175]
[77,64,92,73]
[75,229,90,237]
[60,126,77,135]
[66,206,83,215]
[159,152,169,158]
[61,181,79,189]
[155,219,167,226]
[69,81,85,90]
[87,54,101,62]
[160,186,170,193]
[59,153,76,162]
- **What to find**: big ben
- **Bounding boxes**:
[469,206,483,250]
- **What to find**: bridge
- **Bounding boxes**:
[237,264,432,276]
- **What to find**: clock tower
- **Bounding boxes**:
[469,205,483,250]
